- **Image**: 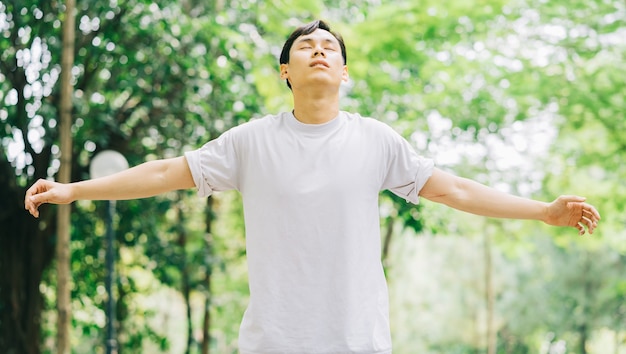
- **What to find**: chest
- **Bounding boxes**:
[239,128,385,201]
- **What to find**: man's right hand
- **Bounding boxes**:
[24,179,74,218]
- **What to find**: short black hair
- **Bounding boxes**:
[279,20,347,89]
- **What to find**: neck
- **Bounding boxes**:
[291,87,340,124]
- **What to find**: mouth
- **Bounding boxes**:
[310,60,329,68]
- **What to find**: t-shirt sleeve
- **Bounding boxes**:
[184,129,240,197]
[381,129,434,204]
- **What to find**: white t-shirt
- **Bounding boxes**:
[185,111,434,354]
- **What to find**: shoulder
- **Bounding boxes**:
[227,112,289,136]
[235,112,286,129]
[340,111,403,137]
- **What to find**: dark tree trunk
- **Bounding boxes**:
[201,197,214,354]
[381,216,394,267]
[0,157,55,354]
[0,23,55,351]
[177,201,193,354]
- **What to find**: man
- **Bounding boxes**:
[25,20,600,354]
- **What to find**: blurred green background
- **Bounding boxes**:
[1,0,625,353]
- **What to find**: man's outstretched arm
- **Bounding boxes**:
[419,168,601,235]
[24,156,195,218]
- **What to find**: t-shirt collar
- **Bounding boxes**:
[287,110,343,134]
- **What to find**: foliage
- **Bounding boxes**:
[1,0,624,353]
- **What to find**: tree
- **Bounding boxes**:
[2,0,624,352]
[56,0,76,352]
[0,2,63,353]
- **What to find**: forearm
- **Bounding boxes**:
[71,156,194,201]
[420,168,549,222]
[438,177,549,221]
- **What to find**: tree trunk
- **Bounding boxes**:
[484,221,496,354]
[381,216,395,269]
[0,158,54,354]
[115,275,127,354]
[579,324,588,354]
[0,5,56,354]
[579,253,592,354]
[201,197,214,354]
[56,0,76,353]
[176,200,193,354]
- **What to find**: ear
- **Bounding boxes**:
[341,65,349,83]
[280,63,289,80]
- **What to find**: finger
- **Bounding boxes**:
[25,194,35,216]
[583,208,601,231]
[25,183,48,218]
[25,180,44,206]
[581,208,595,218]
[580,216,595,234]
[24,186,36,209]
[582,204,601,220]
[25,200,39,218]
[26,196,41,218]
[30,193,43,207]
[581,210,598,225]
[568,201,599,221]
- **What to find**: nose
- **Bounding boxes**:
[313,50,326,58]
[313,44,326,57]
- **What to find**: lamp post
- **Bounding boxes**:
[89,150,129,354]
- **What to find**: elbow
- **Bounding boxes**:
[419,168,472,209]
[428,177,470,208]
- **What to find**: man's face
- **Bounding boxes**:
[280,28,348,91]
